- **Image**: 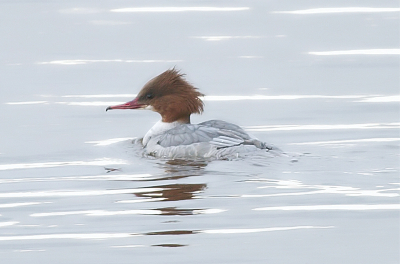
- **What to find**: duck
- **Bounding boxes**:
[106,69,279,160]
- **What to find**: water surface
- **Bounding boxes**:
[0,1,399,263]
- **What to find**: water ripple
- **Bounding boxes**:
[254,204,400,211]
[274,7,400,14]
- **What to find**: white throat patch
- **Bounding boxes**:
[143,105,154,111]
[142,121,181,146]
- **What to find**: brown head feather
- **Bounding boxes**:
[136,69,204,123]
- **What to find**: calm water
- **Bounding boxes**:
[0,1,399,263]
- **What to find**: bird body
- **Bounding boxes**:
[107,69,279,159]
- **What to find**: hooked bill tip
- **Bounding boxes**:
[106,106,112,112]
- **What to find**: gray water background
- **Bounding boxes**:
[0,1,399,263]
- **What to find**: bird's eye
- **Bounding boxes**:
[146,93,154,99]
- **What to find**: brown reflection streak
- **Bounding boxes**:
[135,183,206,201]
[164,159,208,167]
[158,207,196,216]
[145,230,197,236]
[152,244,187,247]
[132,160,209,216]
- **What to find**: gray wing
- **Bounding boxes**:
[198,120,251,140]
[156,120,277,151]
[156,122,249,148]
[200,120,279,151]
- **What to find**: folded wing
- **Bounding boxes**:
[156,120,273,149]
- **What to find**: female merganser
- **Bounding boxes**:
[106,69,279,160]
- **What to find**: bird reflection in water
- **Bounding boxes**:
[134,159,208,216]
[146,159,209,181]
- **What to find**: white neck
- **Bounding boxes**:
[142,120,182,146]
